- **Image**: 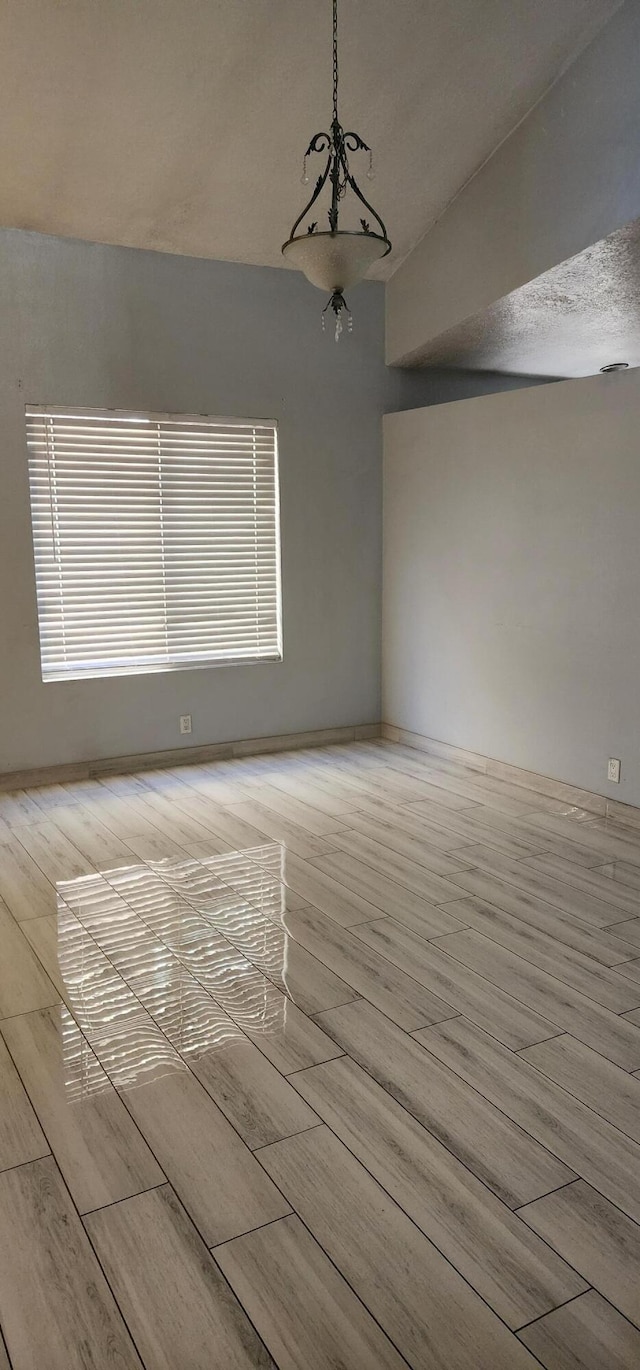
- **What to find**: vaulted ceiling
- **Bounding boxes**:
[0,0,622,277]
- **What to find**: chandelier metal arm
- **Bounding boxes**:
[343,166,390,248]
[304,131,332,157]
[287,147,333,241]
[342,131,371,154]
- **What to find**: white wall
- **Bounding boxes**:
[387,0,640,365]
[383,370,640,806]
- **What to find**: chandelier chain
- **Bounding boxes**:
[332,0,339,126]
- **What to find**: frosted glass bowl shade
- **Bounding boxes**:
[282,230,390,291]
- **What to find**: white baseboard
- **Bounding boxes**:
[0,722,381,791]
[382,722,640,831]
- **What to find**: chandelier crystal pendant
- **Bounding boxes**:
[282,0,391,340]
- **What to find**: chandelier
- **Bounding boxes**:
[282,0,391,340]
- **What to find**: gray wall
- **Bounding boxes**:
[0,228,390,773]
[383,370,640,805]
[0,226,507,774]
[387,0,640,365]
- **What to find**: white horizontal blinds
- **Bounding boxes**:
[26,407,282,681]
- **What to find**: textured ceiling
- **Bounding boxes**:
[0,0,621,278]
[402,218,640,377]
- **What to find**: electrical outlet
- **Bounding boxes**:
[179,714,192,735]
[607,757,621,783]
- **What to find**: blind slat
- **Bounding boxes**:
[27,405,282,681]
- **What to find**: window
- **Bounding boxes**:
[26,406,282,681]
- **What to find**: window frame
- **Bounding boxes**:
[25,404,283,683]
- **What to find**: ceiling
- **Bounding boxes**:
[402,218,640,377]
[0,0,621,279]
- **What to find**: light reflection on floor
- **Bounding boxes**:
[54,844,298,1095]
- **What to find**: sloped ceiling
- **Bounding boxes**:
[0,0,622,276]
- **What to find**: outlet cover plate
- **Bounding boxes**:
[607,757,621,783]
[179,715,192,735]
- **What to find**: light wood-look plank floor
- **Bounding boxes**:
[1,738,640,1368]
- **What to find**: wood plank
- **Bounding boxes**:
[455,844,634,929]
[249,847,399,926]
[526,811,640,866]
[0,839,58,921]
[0,1156,142,1369]
[124,829,190,861]
[202,910,356,1015]
[0,790,43,827]
[401,802,547,860]
[138,768,197,795]
[456,803,601,866]
[183,846,308,909]
[0,1031,49,1170]
[241,783,347,836]
[439,883,639,967]
[341,794,468,833]
[83,900,330,1139]
[292,1055,585,1329]
[343,809,472,859]
[91,886,345,1078]
[519,1180,640,1330]
[524,851,640,919]
[607,916,640,946]
[329,827,471,899]
[432,928,640,1068]
[352,917,560,1048]
[215,1213,407,1369]
[1,1006,164,1212]
[265,771,381,814]
[187,1033,320,1150]
[258,1126,539,1369]
[417,1017,640,1224]
[163,770,253,807]
[363,764,480,806]
[316,999,573,1206]
[519,1033,640,1144]
[598,860,640,892]
[272,904,456,1031]
[30,782,83,812]
[400,768,542,816]
[237,988,345,1075]
[42,804,132,865]
[15,821,96,881]
[173,796,278,851]
[358,773,478,811]
[518,1290,640,1370]
[435,896,639,1009]
[310,849,467,932]
[342,786,474,829]
[126,791,222,845]
[99,770,166,797]
[596,955,640,987]
[85,1185,274,1369]
[0,897,60,1019]
[77,793,170,842]
[120,1065,291,1244]
[224,799,342,857]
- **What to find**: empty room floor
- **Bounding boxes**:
[0,740,640,1368]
